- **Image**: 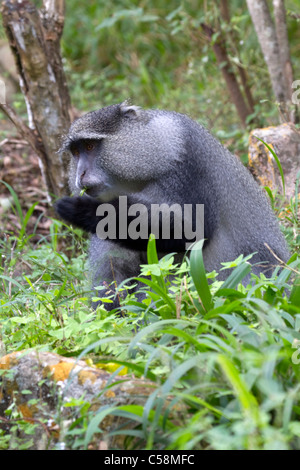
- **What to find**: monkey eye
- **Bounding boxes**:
[71,148,80,157]
[86,142,95,151]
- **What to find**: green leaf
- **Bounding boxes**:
[84,406,115,448]
[18,201,39,241]
[128,319,190,353]
[147,234,159,264]
[217,354,259,417]
[133,277,176,315]
[146,234,168,293]
[0,180,23,225]
[189,240,212,312]
[219,262,252,289]
[264,186,274,205]
[290,276,300,308]
[254,137,285,196]
[96,8,144,30]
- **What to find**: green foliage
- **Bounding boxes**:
[59,240,299,450]
[256,139,286,196]
[59,0,300,135]
[258,145,300,256]
[0,399,40,450]
[85,241,300,449]
[0,183,299,449]
[1,0,300,450]
[282,170,300,254]
[59,1,272,134]
[2,0,300,150]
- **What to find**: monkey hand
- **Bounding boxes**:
[55,196,99,233]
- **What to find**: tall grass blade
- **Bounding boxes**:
[254,137,285,196]
[189,240,212,312]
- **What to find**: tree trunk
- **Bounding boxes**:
[0,0,72,201]
[201,23,251,127]
[219,0,255,115]
[246,0,296,121]
[272,0,298,122]
[273,0,293,98]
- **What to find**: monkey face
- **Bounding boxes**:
[68,138,146,201]
[62,103,185,197]
[69,139,111,197]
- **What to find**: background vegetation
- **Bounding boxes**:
[0,0,299,450]
[60,0,300,148]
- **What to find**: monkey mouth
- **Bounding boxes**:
[83,185,119,202]
[83,187,101,198]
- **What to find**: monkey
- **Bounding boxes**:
[55,102,290,308]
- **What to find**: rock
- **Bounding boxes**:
[248,123,300,199]
[0,350,156,449]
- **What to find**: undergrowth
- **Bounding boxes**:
[0,181,299,450]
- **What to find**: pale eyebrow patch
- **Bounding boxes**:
[149,114,184,160]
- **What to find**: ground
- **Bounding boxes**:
[0,118,51,239]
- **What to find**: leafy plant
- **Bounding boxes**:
[55,236,300,450]
[1,189,299,449]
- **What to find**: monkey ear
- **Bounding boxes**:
[57,135,71,153]
[120,101,141,119]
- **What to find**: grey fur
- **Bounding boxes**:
[56,102,290,307]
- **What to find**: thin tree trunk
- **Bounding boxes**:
[273,0,294,97]
[219,0,255,115]
[201,23,251,127]
[272,0,297,122]
[0,0,72,200]
[246,0,293,120]
[40,0,72,118]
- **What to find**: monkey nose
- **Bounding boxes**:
[77,171,90,190]
[79,171,91,188]
[80,176,97,193]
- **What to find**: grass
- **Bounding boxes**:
[0,181,299,449]
[1,0,300,449]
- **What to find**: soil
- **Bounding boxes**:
[0,118,52,240]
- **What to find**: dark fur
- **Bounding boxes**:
[55,102,290,307]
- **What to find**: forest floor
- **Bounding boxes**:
[0,118,52,239]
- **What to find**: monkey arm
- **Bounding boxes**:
[55,196,100,233]
[54,196,192,253]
